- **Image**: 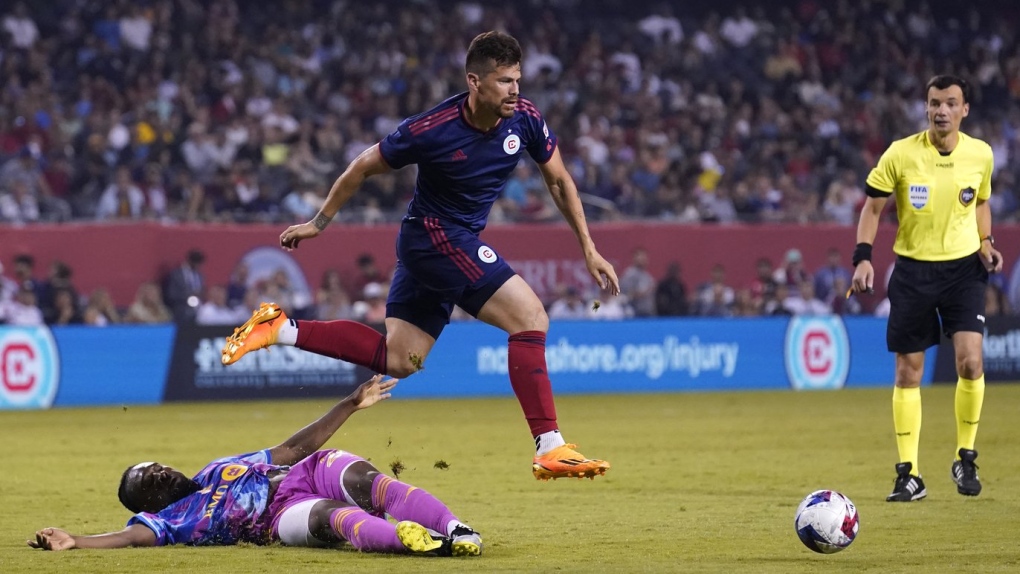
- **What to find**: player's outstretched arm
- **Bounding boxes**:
[268,375,398,466]
[537,148,620,295]
[280,144,392,250]
[28,524,157,551]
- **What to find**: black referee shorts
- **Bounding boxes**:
[886,253,988,354]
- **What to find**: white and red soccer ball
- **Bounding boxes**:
[794,490,859,554]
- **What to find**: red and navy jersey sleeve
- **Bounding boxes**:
[378,124,418,169]
[516,98,557,164]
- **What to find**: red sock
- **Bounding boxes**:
[507,330,558,436]
[295,320,388,374]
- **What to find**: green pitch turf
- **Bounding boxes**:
[3,384,1019,573]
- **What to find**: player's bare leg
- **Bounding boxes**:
[383,317,437,377]
[478,275,610,480]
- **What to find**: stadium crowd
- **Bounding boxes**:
[1,0,1019,323]
[1,0,1019,225]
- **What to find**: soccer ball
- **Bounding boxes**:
[794,490,859,554]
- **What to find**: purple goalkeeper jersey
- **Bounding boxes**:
[127,449,282,546]
[378,92,558,234]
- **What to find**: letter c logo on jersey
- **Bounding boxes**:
[220,464,248,482]
[503,134,521,155]
[478,245,498,264]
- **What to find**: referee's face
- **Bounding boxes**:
[926,85,969,138]
[473,63,521,119]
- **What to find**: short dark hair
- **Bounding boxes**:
[465,31,522,76]
[925,75,971,103]
[118,464,142,513]
[14,253,33,267]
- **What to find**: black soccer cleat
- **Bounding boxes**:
[886,462,927,502]
[951,448,982,496]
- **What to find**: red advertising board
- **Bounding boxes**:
[1,222,1013,308]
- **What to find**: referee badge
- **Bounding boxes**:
[908,184,929,209]
[959,187,976,206]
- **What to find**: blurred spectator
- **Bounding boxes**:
[196,285,244,325]
[226,262,250,308]
[10,260,40,293]
[85,288,121,325]
[587,286,633,320]
[0,179,40,222]
[828,274,863,316]
[749,257,778,311]
[763,283,792,316]
[0,261,17,303]
[619,248,657,317]
[696,264,734,317]
[813,248,853,303]
[352,282,387,324]
[782,280,831,315]
[0,286,44,325]
[731,288,760,317]
[655,261,689,316]
[773,249,811,296]
[124,282,172,324]
[49,288,82,325]
[37,261,77,323]
[95,166,145,220]
[315,268,352,321]
[163,249,206,322]
[351,253,386,298]
[548,286,589,320]
[2,2,38,49]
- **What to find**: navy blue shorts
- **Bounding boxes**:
[386,216,516,339]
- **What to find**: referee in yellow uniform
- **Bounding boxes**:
[851,75,1003,502]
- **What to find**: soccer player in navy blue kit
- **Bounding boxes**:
[222,31,619,481]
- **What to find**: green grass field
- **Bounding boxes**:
[3,384,1018,573]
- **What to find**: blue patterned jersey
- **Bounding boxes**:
[127,449,282,546]
[379,92,558,233]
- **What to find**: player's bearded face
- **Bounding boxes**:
[926,85,969,137]
[479,64,521,119]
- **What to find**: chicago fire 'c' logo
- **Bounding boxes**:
[503,134,521,155]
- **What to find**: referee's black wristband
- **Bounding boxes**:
[852,243,873,267]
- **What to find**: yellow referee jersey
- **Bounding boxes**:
[866,131,993,261]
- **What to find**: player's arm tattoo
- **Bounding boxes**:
[312,211,332,231]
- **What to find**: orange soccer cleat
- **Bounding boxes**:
[532,444,610,481]
[221,302,287,365]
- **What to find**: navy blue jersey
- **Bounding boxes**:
[379,92,558,233]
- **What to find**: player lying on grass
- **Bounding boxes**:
[28,375,482,557]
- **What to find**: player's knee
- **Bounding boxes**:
[386,359,420,379]
[894,365,923,386]
[956,355,983,379]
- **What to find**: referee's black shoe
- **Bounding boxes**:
[951,448,982,496]
[886,462,927,502]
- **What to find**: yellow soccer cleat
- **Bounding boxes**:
[395,521,450,556]
[221,302,286,365]
[532,444,610,481]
